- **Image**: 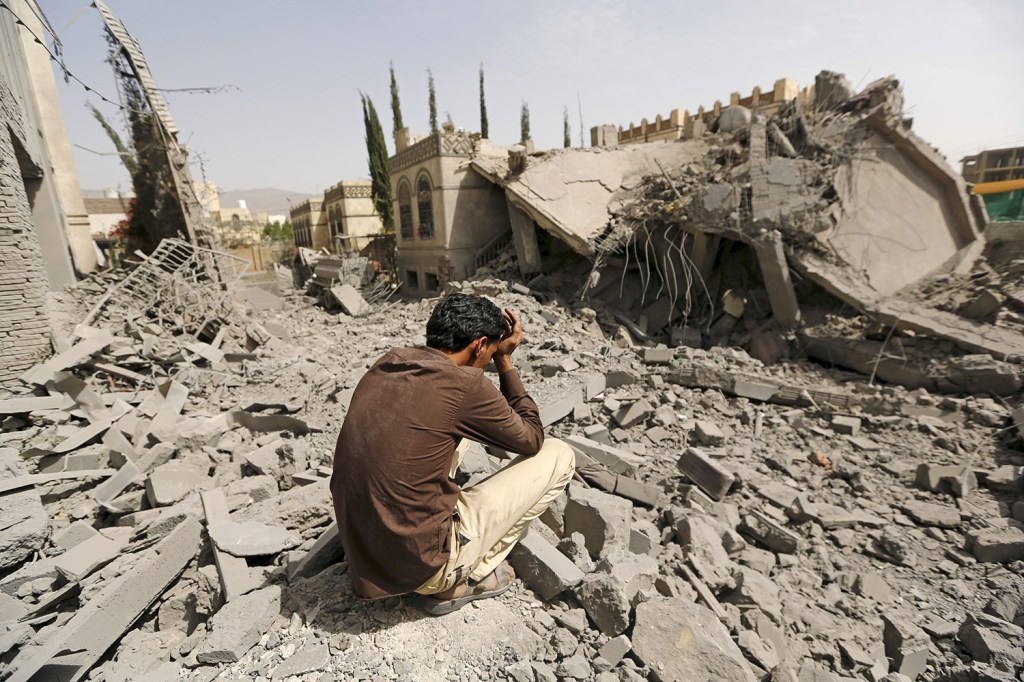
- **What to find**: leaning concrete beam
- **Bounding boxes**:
[5,517,201,682]
[201,489,254,603]
[287,521,343,583]
[753,235,801,329]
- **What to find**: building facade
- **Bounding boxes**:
[290,198,328,250]
[389,129,511,295]
[213,200,262,246]
[962,146,1024,185]
[322,180,382,254]
[84,196,130,237]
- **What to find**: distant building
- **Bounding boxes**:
[389,126,511,294]
[213,199,262,246]
[290,198,327,250]
[323,180,383,254]
[84,196,130,238]
[962,146,1024,222]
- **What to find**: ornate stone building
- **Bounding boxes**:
[290,198,328,250]
[389,128,511,294]
[322,180,382,254]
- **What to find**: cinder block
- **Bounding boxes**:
[508,531,584,600]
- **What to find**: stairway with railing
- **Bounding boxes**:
[473,229,513,272]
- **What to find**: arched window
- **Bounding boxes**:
[417,174,434,239]
[398,181,413,239]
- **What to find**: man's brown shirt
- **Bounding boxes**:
[330,347,543,600]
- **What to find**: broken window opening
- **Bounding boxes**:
[417,174,434,239]
[405,269,419,289]
[398,181,413,239]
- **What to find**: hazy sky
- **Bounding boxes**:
[32,0,1024,197]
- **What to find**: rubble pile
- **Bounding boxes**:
[0,263,1021,681]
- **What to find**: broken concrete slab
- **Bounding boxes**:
[208,520,301,557]
[19,330,113,386]
[54,533,122,581]
[145,461,206,507]
[286,521,342,582]
[508,530,585,600]
[194,585,281,664]
[0,394,74,415]
[740,510,802,554]
[900,500,962,528]
[200,489,254,602]
[632,596,757,682]
[5,517,201,682]
[612,399,653,428]
[329,283,368,317]
[228,410,319,436]
[271,641,330,679]
[882,613,930,680]
[564,434,644,477]
[539,388,584,427]
[52,521,101,551]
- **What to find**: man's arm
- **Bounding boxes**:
[452,308,544,454]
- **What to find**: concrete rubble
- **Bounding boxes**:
[0,70,1022,682]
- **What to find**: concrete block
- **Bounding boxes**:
[195,585,281,663]
[54,533,121,581]
[612,399,653,429]
[508,531,584,600]
[597,635,631,668]
[982,464,1024,493]
[565,434,644,477]
[723,567,783,623]
[676,447,735,501]
[832,415,862,435]
[915,463,976,497]
[676,515,736,591]
[575,573,632,637]
[563,483,633,558]
[632,596,757,681]
[693,420,725,446]
[642,348,673,365]
[145,462,206,507]
[958,613,1024,667]
[540,388,584,427]
[882,613,930,680]
[330,283,367,316]
[969,526,1024,563]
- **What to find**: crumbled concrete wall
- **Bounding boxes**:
[0,74,52,390]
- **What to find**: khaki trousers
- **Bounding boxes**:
[415,437,575,594]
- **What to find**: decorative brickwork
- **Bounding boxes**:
[0,73,52,390]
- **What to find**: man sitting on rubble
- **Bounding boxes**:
[331,293,575,615]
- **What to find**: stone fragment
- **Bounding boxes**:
[575,550,658,637]
[208,520,301,557]
[632,596,757,682]
[508,531,584,600]
[915,463,976,497]
[882,613,930,680]
[724,567,783,623]
[719,105,753,133]
[831,415,861,435]
[694,420,725,446]
[597,635,631,667]
[195,585,281,663]
[287,521,342,583]
[853,571,892,603]
[969,526,1024,563]
[900,500,961,528]
[740,510,801,554]
[982,465,1023,493]
[565,435,644,477]
[556,654,591,680]
[958,613,1024,668]
[54,533,122,581]
[675,515,736,591]
[271,641,330,679]
[612,399,653,428]
[563,483,632,558]
[643,348,673,364]
[145,462,206,507]
[330,283,367,316]
[676,447,735,501]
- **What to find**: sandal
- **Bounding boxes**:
[417,563,514,616]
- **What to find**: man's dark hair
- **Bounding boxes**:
[426,293,506,351]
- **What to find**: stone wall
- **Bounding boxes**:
[0,73,52,390]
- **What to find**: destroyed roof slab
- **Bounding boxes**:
[472,141,708,256]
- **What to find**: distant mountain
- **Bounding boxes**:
[81,187,320,217]
[216,188,318,216]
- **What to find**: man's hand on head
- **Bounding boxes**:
[493,308,522,373]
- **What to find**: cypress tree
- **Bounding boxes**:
[362,93,394,231]
[479,64,489,139]
[389,61,403,135]
[563,106,571,148]
[520,101,531,143]
[427,67,438,135]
